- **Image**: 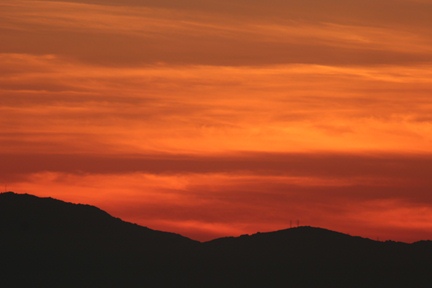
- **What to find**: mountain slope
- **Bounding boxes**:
[0,192,198,287]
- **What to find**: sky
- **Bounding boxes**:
[1,0,432,242]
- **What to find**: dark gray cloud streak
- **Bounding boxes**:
[39,0,432,27]
[2,152,431,181]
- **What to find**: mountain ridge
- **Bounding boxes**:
[0,191,410,244]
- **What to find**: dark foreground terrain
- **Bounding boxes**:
[1,192,431,287]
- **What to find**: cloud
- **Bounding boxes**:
[2,152,431,184]
[1,54,431,155]
[2,1,432,66]
[1,0,432,242]
[34,0,432,28]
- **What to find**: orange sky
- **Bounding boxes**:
[1,0,432,242]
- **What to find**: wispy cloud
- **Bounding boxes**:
[1,54,431,154]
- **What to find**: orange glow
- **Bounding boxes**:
[1,0,432,242]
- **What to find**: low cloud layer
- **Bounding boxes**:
[3,152,432,241]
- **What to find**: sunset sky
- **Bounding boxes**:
[1,0,432,242]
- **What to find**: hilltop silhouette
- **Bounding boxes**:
[1,192,431,287]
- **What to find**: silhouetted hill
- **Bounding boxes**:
[0,192,198,287]
[1,192,431,287]
[195,227,432,287]
[0,192,195,247]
